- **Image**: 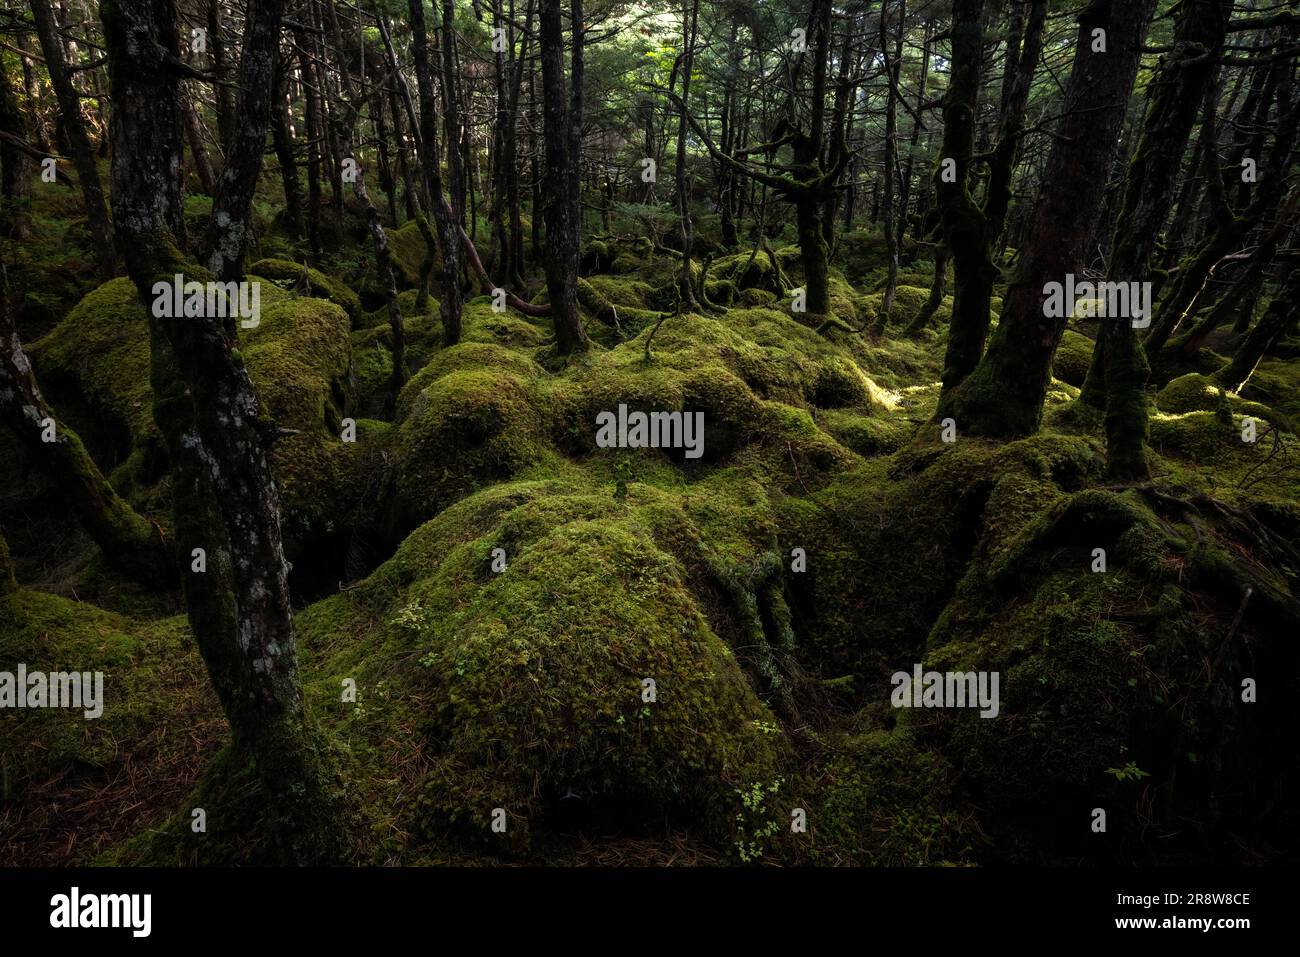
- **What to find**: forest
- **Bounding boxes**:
[0,0,1296,869]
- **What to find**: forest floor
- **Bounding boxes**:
[2,182,1298,866]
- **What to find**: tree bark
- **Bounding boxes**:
[202,0,284,281]
[408,0,464,346]
[271,64,303,239]
[675,0,701,310]
[183,92,217,195]
[102,0,342,863]
[1215,258,1300,393]
[938,0,1156,439]
[538,0,587,353]
[0,60,33,241]
[29,0,115,276]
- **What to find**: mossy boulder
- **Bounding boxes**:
[33,278,354,447]
[0,588,220,861]
[386,221,435,287]
[242,299,355,434]
[1155,372,1224,414]
[295,479,784,854]
[389,365,553,534]
[1052,329,1094,386]
[29,278,156,463]
[248,258,363,326]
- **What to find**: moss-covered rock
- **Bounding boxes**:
[389,367,553,534]
[295,479,784,854]
[248,258,363,325]
[242,299,355,434]
[1052,329,1095,386]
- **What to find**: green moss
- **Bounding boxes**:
[798,727,976,865]
[31,279,356,453]
[386,221,435,287]
[243,299,355,433]
[0,588,221,860]
[248,257,363,325]
[859,285,934,327]
[290,478,784,854]
[817,409,914,457]
[390,369,553,532]
[1155,372,1223,414]
[273,420,395,559]
[29,277,156,448]
[1052,329,1095,386]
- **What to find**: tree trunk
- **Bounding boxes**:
[0,60,33,241]
[102,0,342,863]
[871,0,901,334]
[538,0,587,353]
[202,0,284,281]
[939,0,1156,438]
[1176,189,1300,361]
[183,92,217,195]
[905,240,948,335]
[29,0,115,276]
[298,25,324,261]
[675,0,700,310]
[207,0,233,149]
[935,0,996,394]
[408,0,463,346]
[1081,0,1234,400]
[505,0,532,288]
[270,67,302,239]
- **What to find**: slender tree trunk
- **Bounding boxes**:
[898,16,932,254]
[489,0,510,278]
[538,0,587,353]
[1080,0,1234,403]
[208,0,233,149]
[373,89,399,228]
[872,0,901,334]
[17,31,51,154]
[441,0,466,235]
[389,85,417,224]
[102,0,342,863]
[905,240,948,335]
[183,92,217,195]
[0,62,33,241]
[1147,60,1295,358]
[203,0,284,280]
[505,0,532,288]
[408,0,463,345]
[29,0,115,276]
[1215,260,1300,393]
[298,26,323,261]
[1177,189,1300,361]
[271,67,303,239]
[329,2,405,405]
[675,0,700,309]
[934,0,995,394]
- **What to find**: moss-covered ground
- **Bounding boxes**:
[3,211,1298,867]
